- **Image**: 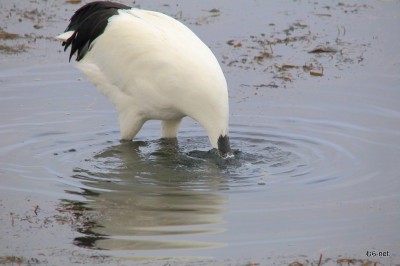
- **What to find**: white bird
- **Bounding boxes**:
[57,1,232,157]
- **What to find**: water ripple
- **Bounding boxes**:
[1,63,399,254]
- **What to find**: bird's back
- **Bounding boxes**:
[75,7,227,121]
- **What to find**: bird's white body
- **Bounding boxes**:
[58,3,231,155]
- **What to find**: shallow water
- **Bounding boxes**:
[1,0,400,265]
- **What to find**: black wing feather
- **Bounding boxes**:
[62,1,131,62]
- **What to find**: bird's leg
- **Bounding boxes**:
[161,119,182,138]
[118,112,145,140]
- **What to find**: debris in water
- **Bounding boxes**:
[254,82,279,89]
[209,8,220,17]
[258,178,266,185]
[309,45,337,54]
[33,205,39,216]
[226,40,242,47]
[0,31,19,39]
[310,71,323,76]
[0,44,28,54]
[310,66,324,76]
[274,74,292,82]
[254,51,272,62]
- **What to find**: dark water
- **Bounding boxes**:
[1,0,399,264]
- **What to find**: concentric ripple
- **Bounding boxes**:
[1,62,399,258]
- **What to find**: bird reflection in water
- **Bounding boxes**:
[59,139,228,251]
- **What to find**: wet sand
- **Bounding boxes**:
[1,0,400,265]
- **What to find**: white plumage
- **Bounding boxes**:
[57,1,231,156]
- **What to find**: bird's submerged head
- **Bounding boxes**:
[217,134,232,158]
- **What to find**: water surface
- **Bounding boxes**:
[0,0,399,265]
